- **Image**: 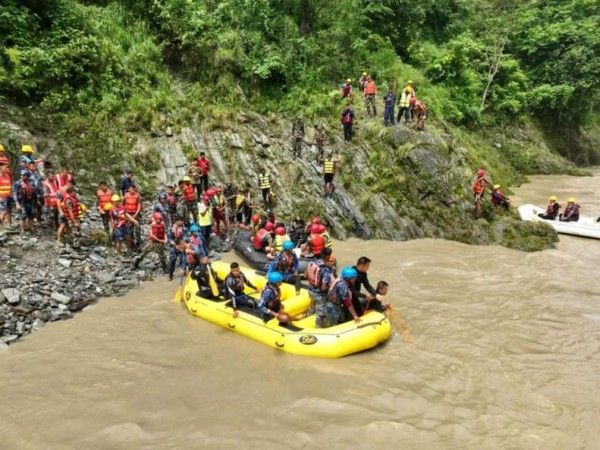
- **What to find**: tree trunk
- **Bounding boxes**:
[300,0,311,37]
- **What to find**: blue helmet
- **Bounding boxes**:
[158,193,168,200]
[20,169,31,177]
[268,271,283,284]
[341,267,358,280]
[189,224,200,232]
[282,241,294,251]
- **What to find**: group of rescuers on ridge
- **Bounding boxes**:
[0,144,390,329]
[472,169,582,222]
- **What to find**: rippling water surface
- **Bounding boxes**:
[1,170,600,449]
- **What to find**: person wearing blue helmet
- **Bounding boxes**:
[320,266,361,328]
[13,169,37,236]
[258,271,290,324]
[268,239,301,295]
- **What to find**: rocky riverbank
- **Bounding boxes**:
[0,205,230,348]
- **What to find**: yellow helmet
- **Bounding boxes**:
[407,80,414,84]
[567,197,575,203]
[183,175,192,182]
[548,195,557,201]
[21,145,34,153]
[346,78,352,83]
[493,184,500,189]
[362,72,367,76]
[405,86,412,93]
[103,203,114,211]
[111,194,121,202]
[0,145,5,151]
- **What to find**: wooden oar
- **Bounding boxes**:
[173,269,187,303]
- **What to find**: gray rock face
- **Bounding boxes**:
[1,288,20,305]
[51,292,72,304]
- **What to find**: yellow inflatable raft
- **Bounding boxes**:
[176,261,392,358]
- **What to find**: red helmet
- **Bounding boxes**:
[318,224,326,233]
[206,188,216,197]
[477,169,485,176]
[310,224,320,234]
[202,195,210,202]
[311,216,322,225]
[251,214,260,224]
[153,212,163,221]
[275,226,285,236]
[265,222,274,231]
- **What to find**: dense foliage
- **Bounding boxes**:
[0,0,599,127]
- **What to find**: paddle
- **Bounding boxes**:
[206,263,220,298]
[173,268,186,303]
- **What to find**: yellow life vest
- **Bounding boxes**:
[259,174,270,189]
[321,231,333,249]
[198,204,212,226]
[274,234,291,251]
[323,160,335,174]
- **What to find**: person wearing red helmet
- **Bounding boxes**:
[273,226,291,252]
[302,223,325,258]
[132,212,168,272]
[472,169,492,219]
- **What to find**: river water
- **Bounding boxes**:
[1,171,600,450]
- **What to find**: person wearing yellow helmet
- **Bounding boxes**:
[19,145,35,167]
[491,184,510,210]
[358,72,368,93]
[397,81,416,126]
[538,195,560,220]
[559,197,580,222]
[341,78,353,100]
[109,192,138,254]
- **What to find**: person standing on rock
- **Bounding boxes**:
[56,186,80,248]
[363,76,378,118]
[292,117,305,158]
[56,167,74,190]
[197,194,213,245]
[181,176,197,223]
[0,162,13,229]
[132,212,168,273]
[314,125,326,162]
[123,185,143,250]
[341,104,355,142]
[13,169,37,237]
[19,145,35,168]
[196,152,211,194]
[110,194,138,255]
[96,181,113,234]
[188,163,202,199]
[397,83,414,126]
[413,100,427,130]
[358,72,368,94]
[43,170,60,230]
[258,170,272,208]
[383,87,396,126]
[119,169,136,197]
[472,169,492,219]
[321,152,342,198]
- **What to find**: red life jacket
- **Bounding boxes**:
[123,192,140,214]
[61,193,79,219]
[170,225,184,241]
[111,207,127,228]
[17,180,35,202]
[327,278,349,305]
[97,188,113,210]
[308,233,325,256]
[44,179,59,207]
[0,173,12,199]
[150,221,166,241]
[306,260,323,288]
[182,184,196,202]
[252,228,269,250]
[57,173,73,189]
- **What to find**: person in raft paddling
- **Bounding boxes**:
[538,195,560,220]
[559,197,580,222]
[226,262,259,318]
[258,271,290,324]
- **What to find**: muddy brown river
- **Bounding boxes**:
[1,170,599,449]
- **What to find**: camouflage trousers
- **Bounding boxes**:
[315,297,344,329]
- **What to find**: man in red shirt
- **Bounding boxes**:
[196,151,210,194]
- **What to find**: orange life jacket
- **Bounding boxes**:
[308,233,325,256]
[123,192,140,214]
[472,177,486,195]
[44,179,59,207]
[182,184,196,202]
[0,173,11,199]
[97,188,113,210]
[364,81,377,95]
